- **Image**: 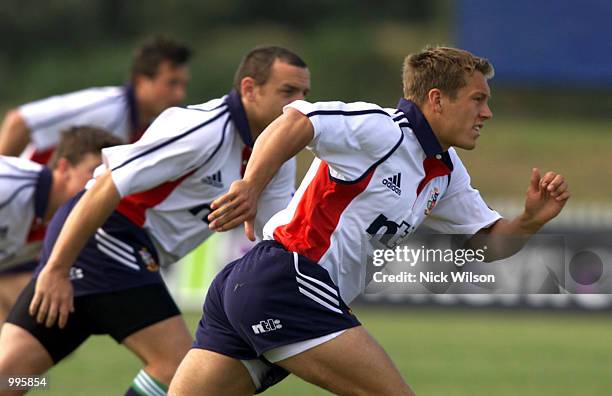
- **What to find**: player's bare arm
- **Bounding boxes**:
[0,110,30,156]
[208,108,313,239]
[29,170,120,328]
[470,167,570,261]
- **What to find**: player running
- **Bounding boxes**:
[0,46,310,396]
[169,47,570,395]
[0,36,191,164]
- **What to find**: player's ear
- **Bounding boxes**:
[132,73,153,90]
[56,157,69,172]
[240,77,257,101]
[427,89,443,114]
[53,157,72,181]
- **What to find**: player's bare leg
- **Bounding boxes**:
[122,315,192,388]
[0,324,54,396]
[169,349,255,396]
[276,325,415,396]
[0,273,32,323]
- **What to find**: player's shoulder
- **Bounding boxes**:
[0,155,42,174]
[166,97,227,119]
[182,96,229,119]
[186,97,227,113]
[41,85,122,102]
[20,85,124,111]
[157,97,230,127]
[0,156,42,203]
[289,99,395,118]
[143,98,229,141]
[67,86,124,98]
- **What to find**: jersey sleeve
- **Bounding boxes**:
[285,100,403,182]
[102,106,229,197]
[421,148,502,235]
[253,157,296,240]
[19,87,127,150]
[0,157,42,269]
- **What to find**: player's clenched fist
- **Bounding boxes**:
[522,168,570,229]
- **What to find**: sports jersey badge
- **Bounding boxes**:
[139,247,159,272]
[424,187,440,215]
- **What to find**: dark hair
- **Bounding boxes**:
[131,36,192,79]
[233,46,307,91]
[47,126,123,170]
[403,46,494,104]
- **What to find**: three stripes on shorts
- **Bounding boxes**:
[293,252,343,314]
[95,228,140,271]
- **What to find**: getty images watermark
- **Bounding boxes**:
[363,233,612,295]
[371,244,492,284]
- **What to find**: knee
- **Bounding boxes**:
[143,359,182,386]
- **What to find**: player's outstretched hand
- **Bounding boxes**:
[29,266,74,329]
[208,180,258,241]
[523,168,570,228]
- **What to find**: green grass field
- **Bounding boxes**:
[29,307,612,395]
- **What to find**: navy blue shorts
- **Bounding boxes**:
[34,191,164,297]
[194,240,360,377]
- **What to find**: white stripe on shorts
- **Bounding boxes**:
[292,252,338,296]
[95,233,137,263]
[97,227,135,252]
[97,244,140,271]
[295,276,340,306]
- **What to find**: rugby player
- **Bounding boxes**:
[169,47,570,395]
[0,46,310,396]
[0,127,121,323]
[0,36,191,164]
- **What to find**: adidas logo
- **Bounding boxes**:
[201,171,224,188]
[382,173,402,195]
[252,318,283,334]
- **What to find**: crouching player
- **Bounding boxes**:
[0,127,121,323]
[0,46,310,396]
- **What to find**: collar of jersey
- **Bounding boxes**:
[396,98,453,170]
[34,166,52,219]
[124,83,139,134]
[226,89,254,148]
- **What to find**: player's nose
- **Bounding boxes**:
[175,87,187,103]
[480,103,493,120]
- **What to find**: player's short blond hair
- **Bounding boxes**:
[402,46,494,105]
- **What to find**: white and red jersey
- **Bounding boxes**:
[0,156,51,270]
[264,99,501,303]
[95,90,295,266]
[19,85,142,164]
